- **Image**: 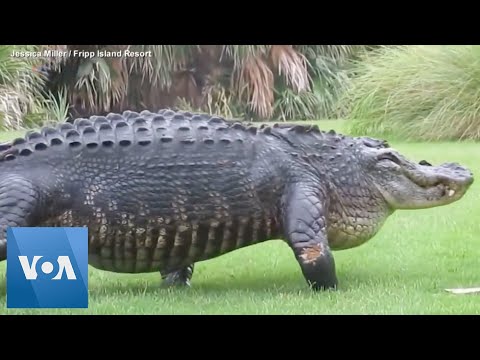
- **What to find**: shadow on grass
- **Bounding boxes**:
[0,275,300,306]
[89,273,305,297]
[0,264,380,306]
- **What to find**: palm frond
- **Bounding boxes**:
[221,45,271,70]
[38,45,70,69]
[0,88,27,129]
[72,54,129,113]
[36,45,367,121]
[109,57,129,108]
[127,45,198,89]
[270,45,311,92]
[237,55,274,119]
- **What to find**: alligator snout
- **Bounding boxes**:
[439,162,474,186]
[419,160,473,181]
[411,160,474,190]
[419,162,474,190]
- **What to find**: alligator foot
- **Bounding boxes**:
[294,243,337,291]
[283,184,338,291]
[160,264,195,288]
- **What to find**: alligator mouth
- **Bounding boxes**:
[379,155,457,194]
[415,161,454,196]
[375,151,473,209]
[431,182,458,198]
[406,159,473,200]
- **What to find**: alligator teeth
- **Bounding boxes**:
[448,189,455,197]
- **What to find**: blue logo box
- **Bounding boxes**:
[6,227,88,309]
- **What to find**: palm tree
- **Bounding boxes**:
[41,45,368,122]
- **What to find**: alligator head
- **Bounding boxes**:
[362,143,474,210]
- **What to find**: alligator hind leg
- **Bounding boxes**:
[282,184,337,291]
[0,175,40,262]
[160,263,195,287]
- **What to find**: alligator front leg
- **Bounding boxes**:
[282,184,337,291]
[0,175,40,262]
[160,264,195,287]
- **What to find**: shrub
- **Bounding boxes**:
[42,45,369,122]
[343,45,480,141]
[0,46,46,129]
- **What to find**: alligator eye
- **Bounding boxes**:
[362,137,389,149]
[378,152,402,165]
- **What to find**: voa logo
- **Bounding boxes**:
[18,255,77,280]
[6,227,89,309]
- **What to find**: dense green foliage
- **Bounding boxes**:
[40,45,368,122]
[0,45,44,129]
[0,45,70,130]
[2,45,480,142]
[343,45,480,141]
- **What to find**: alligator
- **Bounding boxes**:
[0,109,474,291]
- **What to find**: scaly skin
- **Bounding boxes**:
[0,109,474,290]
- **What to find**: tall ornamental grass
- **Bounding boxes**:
[343,45,480,141]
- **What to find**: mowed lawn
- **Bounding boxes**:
[0,120,479,315]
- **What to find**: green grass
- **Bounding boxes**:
[343,45,480,141]
[0,119,479,314]
[0,130,25,142]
